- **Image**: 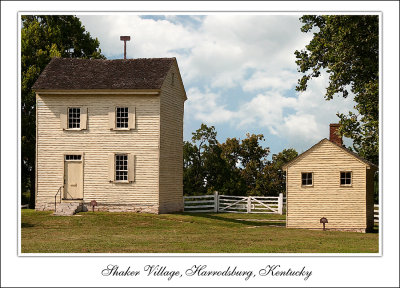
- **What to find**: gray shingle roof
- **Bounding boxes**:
[32,57,175,90]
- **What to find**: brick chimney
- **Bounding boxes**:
[329,123,342,146]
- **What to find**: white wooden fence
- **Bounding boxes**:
[374,204,379,223]
[184,192,285,214]
[184,194,379,219]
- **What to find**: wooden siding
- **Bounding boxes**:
[36,94,160,207]
[286,140,370,230]
[158,62,185,213]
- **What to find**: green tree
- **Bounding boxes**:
[183,124,219,195]
[184,125,284,197]
[203,144,232,194]
[21,15,104,207]
[220,138,247,195]
[220,137,241,170]
[263,148,298,196]
[295,15,379,165]
[183,141,202,195]
[238,134,270,196]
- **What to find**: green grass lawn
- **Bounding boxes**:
[21,209,378,253]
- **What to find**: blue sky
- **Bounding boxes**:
[79,14,356,157]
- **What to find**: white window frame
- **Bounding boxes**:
[301,172,313,187]
[340,171,352,187]
[115,154,128,182]
[115,107,129,130]
[67,107,81,130]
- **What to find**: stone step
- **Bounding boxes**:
[53,203,84,216]
[57,206,74,209]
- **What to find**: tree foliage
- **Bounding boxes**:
[21,15,104,206]
[295,15,379,165]
[183,124,297,196]
[263,149,298,196]
[236,134,270,196]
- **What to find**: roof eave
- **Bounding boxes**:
[34,89,161,95]
[282,138,378,170]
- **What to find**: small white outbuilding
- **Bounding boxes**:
[283,124,378,232]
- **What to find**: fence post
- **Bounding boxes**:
[247,196,252,213]
[278,193,283,215]
[214,191,219,213]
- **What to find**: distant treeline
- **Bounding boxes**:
[183,124,298,196]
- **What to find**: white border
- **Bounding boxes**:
[2,1,399,287]
[17,10,382,258]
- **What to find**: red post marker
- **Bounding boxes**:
[320,217,328,231]
[90,200,98,212]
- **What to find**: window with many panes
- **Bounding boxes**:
[301,172,313,186]
[340,171,352,186]
[116,107,129,128]
[68,107,81,129]
[115,154,128,181]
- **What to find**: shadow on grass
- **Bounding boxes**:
[21,222,35,228]
[182,213,286,227]
[370,226,379,233]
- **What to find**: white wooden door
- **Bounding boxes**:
[64,157,83,199]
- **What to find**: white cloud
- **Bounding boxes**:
[79,15,356,151]
[243,70,299,92]
[181,15,309,88]
[274,73,357,147]
[237,92,297,129]
[80,15,196,58]
[281,114,320,143]
[185,87,235,124]
[80,15,308,88]
[185,72,356,149]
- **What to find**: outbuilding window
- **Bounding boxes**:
[301,172,313,186]
[340,171,352,186]
[68,107,81,129]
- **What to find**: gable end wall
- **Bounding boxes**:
[158,62,185,213]
[286,141,368,230]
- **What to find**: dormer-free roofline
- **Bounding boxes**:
[282,138,378,170]
[34,89,160,95]
[32,57,179,91]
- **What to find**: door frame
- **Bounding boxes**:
[63,152,84,200]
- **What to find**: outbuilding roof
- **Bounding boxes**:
[282,138,378,170]
[32,57,176,90]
